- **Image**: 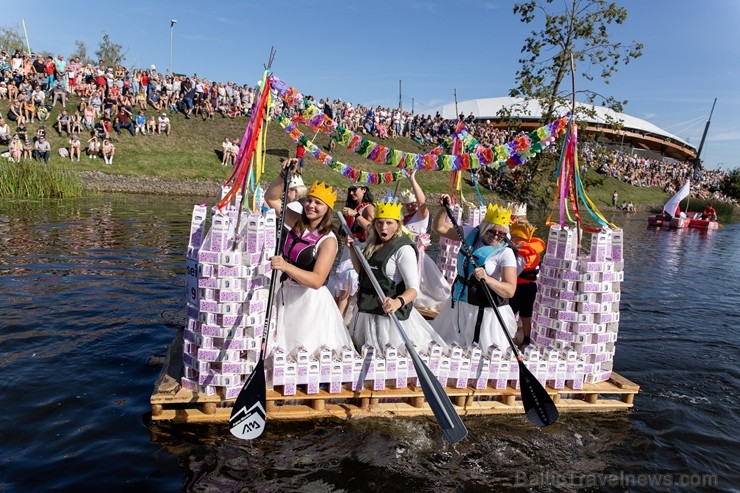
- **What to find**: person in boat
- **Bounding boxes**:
[345,198,446,355]
[399,170,451,312]
[508,221,545,349]
[701,204,717,221]
[430,197,518,352]
[264,159,353,358]
[331,185,375,322]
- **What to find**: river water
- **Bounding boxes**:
[0,194,737,493]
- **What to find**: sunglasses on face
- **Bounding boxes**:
[485,229,507,239]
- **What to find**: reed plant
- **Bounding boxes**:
[0,161,83,198]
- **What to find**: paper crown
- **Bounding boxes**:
[289,174,305,189]
[508,202,527,217]
[374,200,402,221]
[510,222,537,241]
[307,181,337,209]
[399,189,416,204]
[484,203,512,227]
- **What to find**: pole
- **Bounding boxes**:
[169,19,177,74]
[692,98,717,170]
[21,19,31,53]
[398,79,402,110]
[454,88,458,119]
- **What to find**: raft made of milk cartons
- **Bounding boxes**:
[150,201,639,424]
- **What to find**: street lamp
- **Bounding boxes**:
[169,19,177,75]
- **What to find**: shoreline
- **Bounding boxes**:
[76,171,662,213]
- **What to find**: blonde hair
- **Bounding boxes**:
[363,218,403,259]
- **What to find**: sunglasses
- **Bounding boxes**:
[485,229,507,239]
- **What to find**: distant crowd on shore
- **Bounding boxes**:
[0,46,732,204]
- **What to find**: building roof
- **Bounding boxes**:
[423,96,693,152]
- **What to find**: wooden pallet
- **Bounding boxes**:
[150,331,640,424]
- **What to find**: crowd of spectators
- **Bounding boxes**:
[0,46,732,204]
[585,147,733,203]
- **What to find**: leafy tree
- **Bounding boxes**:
[95,33,126,67]
[70,40,93,65]
[495,0,643,204]
[0,23,27,54]
[509,0,643,120]
[720,168,740,201]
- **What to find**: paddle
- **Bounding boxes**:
[441,200,559,427]
[229,163,293,439]
[336,212,468,445]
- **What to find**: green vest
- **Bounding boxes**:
[357,235,417,321]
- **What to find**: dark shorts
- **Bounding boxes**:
[509,281,537,318]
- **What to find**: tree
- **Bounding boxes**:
[509,0,643,120]
[720,168,740,201]
[95,33,126,67]
[70,40,93,65]
[0,24,27,54]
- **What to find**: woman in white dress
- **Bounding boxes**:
[398,170,451,312]
[332,185,375,322]
[264,161,353,358]
[346,199,446,356]
[430,196,518,353]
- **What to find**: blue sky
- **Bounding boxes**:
[12,0,739,171]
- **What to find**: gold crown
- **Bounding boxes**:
[307,181,337,209]
[484,203,512,227]
[374,200,402,221]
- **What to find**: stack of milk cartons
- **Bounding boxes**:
[180,201,277,400]
[530,225,624,386]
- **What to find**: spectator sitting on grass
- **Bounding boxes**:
[134,110,146,135]
[157,112,171,136]
[102,138,115,165]
[86,133,100,158]
[33,135,51,164]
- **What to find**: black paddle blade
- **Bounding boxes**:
[229,359,267,439]
[517,359,559,427]
[410,347,468,444]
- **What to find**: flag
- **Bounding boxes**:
[663,180,690,217]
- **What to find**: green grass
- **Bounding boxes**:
[0,160,83,198]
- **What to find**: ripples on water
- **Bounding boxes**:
[0,198,737,492]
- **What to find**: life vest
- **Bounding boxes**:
[451,229,508,308]
[513,237,545,284]
[280,227,326,282]
[357,235,417,321]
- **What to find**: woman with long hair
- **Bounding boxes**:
[346,199,446,356]
[331,185,375,322]
[430,196,518,352]
[264,160,353,358]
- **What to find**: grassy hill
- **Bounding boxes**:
[1,94,673,211]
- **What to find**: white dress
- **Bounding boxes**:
[403,211,451,312]
[271,230,354,358]
[349,243,447,356]
[431,229,517,353]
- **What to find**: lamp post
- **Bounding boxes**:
[169,19,177,75]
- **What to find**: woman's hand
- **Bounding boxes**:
[381,296,403,314]
[345,235,355,248]
[342,206,355,217]
[438,193,451,207]
[407,169,416,181]
[473,267,487,281]
[270,255,287,271]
